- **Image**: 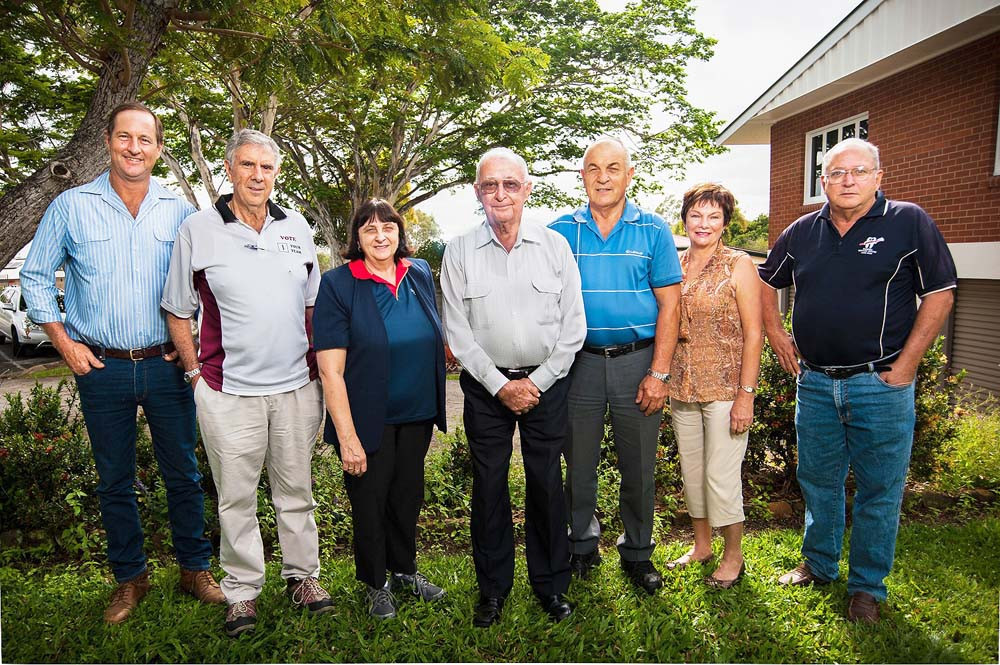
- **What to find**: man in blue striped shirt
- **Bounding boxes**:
[21,102,223,624]
[549,137,682,594]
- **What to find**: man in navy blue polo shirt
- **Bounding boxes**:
[758,138,956,623]
[549,137,681,594]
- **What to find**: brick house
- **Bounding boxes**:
[718,0,1000,396]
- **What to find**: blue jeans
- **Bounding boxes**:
[75,356,212,582]
[795,367,915,601]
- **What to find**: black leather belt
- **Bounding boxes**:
[87,342,175,361]
[801,360,891,379]
[581,338,653,359]
[497,366,539,380]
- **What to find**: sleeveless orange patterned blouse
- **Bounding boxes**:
[669,244,747,403]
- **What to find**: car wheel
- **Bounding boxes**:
[0,328,6,344]
[10,327,22,357]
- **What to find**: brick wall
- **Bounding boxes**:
[768,32,1000,245]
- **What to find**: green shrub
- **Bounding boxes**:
[936,407,1000,491]
[911,337,965,480]
[0,381,101,559]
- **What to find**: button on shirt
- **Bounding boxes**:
[21,171,196,349]
[549,199,682,346]
[160,195,320,396]
[441,220,586,396]
[758,192,957,367]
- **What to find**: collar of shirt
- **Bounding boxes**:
[79,171,176,223]
[571,198,641,241]
[349,257,412,298]
[214,193,288,230]
[817,190,888,223]
[474,219,546,250]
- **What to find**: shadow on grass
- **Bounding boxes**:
[2,516,997,663]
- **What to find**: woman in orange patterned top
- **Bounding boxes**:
[665,183,763,589]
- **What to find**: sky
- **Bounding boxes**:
[421,0,861,239]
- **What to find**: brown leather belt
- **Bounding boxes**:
[87,342,175,361]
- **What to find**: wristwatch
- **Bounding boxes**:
[739,384,757,394]
[183,367,202,384]
[646,368,671,384]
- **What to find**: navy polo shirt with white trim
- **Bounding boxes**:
[758,191,957,367]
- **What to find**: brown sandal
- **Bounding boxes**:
[704,562,746,589]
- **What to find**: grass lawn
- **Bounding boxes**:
[2,514,998,663]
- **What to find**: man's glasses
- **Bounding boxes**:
[477,179,525,195]
[824,166,879,183]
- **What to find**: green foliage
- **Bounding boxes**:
[745,337,798,480]
[936,406,1000,491]
[3,515,999,663]
[421,428,474,548]
[0,382,98,557]
[911,337,965,480]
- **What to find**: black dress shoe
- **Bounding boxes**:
[570,550,602,580]
[473,595,505,628]
[535,593,573,622]
[621,559,663,595]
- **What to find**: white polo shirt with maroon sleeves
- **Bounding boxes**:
[161,195,320,396]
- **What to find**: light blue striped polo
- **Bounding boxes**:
[549,199,681,347]
[21,171,196,349]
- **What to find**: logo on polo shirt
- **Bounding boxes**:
[858,236,885,255]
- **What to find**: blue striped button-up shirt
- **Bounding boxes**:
[21,171,196,349]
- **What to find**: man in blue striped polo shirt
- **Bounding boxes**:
[549,137,681,593]
[21,103,222,624]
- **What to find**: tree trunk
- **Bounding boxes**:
[0,0,174,267]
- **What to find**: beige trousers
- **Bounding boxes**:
[670,398,748,528]
[194,379,324,602]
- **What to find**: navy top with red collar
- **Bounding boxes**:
[758,191,957,367]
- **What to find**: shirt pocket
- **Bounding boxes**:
[151,219,179,275]
[67,224,113,277]
[464,282,492,330]
[531,277,562,324]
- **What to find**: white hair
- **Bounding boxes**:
[225,129,282,169]
[582,136,632,169]
[822,137,879,174]
[475,147,530,182]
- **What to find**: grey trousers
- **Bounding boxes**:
[564,345,663,562]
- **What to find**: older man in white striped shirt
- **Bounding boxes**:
[21,102,223,625]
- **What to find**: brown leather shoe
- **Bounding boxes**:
[179,568,226,604]
[104,571,151,624]
[847,592,880,623]
[778,562,828,587]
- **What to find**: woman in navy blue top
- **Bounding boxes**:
[313,199,447,620]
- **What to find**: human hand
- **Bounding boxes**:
[768,330,801,375]
[341,436,368,476]
[60,340,105,376]
[497,379,541,415]
[730,393,754,435]
[879,363,916,387]
[635,374,668,416]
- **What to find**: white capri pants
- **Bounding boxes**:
[194,379,324,603]
[670,398,748,527]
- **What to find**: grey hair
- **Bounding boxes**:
[822,137,880,174]
[582,136,632,169]
[225,129,282,169]
[476,147,530,182]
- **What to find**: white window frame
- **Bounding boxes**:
[803,113,869,205]
[994,99,1000,176]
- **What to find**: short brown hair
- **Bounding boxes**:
[106,102,164,145]
[343,198,413,262]
[681,183,736,227]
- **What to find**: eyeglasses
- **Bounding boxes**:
[824,166,879,183]
[476,179,525,195]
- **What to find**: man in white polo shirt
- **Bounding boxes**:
[161,129,331,637]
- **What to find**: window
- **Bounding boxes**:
[994,99,1000,176]
[803,114,868,204]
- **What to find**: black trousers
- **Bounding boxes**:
[343,421,433,588]
[461,371,571,598]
